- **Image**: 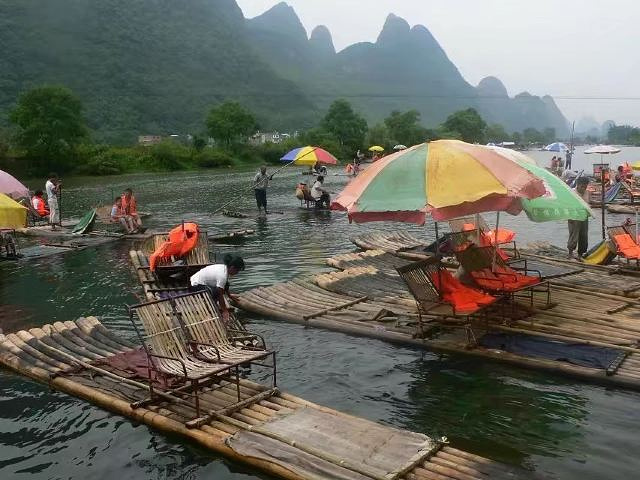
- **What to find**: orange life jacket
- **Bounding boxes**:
[428,269,496,314]
[32,196,48,217]
[149,223,200,271]
[613,234,640,259]
[121,194,137,215]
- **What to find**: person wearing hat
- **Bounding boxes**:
[190,254,245,323]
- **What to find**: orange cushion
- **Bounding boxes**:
[613,234,640,259]
[484,228,516,245]
[430,270,496,313]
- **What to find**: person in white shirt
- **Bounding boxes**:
[253,166,272,214]
[45,172,61,229]
[310,175,330,208]
[190,255,245,323]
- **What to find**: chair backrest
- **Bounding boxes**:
[457,245,508,270]
[448,215,489,233]
[448,230,480,252]
[130,299,191,361]
[607,225,634,243]
[142,231,210,266]
[171,290,231,348]
[396,258,441,304]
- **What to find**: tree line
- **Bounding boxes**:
[0,85,566,177]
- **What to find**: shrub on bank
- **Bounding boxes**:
[194,148,233,168]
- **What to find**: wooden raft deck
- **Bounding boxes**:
[0,319,536,480]
[238,251,640,391]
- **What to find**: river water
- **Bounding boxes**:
[2,148,640,479]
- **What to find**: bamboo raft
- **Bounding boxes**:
[238,248,640,390]
[0,322,540,479]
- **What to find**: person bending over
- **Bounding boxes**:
[190,255,245,323]
[311,175,331,208]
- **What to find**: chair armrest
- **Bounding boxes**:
[147,352,188,378]
[227,329,267,349]
[189,340,221,362]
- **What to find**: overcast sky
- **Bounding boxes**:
[236,0,640,127]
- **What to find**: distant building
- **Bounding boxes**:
[138,135,162,146]
[249,131,296,145]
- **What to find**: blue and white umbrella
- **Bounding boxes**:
[544,142,568,152]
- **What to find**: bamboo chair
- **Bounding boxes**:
[396,258,502,345]
[607,225,640,267]
[171,290,275,371]
[128,298,240,420]
[448,215,519,259]
[455,246,550,311]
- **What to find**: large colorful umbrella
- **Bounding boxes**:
[0,193,27,229]
[332,140,546,224]
[0,169,29,199]
[489,147,593,221]
[280,146,338,166]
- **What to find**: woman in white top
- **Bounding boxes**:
[45,172,61,229]
[190,255,245,322]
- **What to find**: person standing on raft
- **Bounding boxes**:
[567,177,590,258]
[190,255,245,323]
[45,173,61,230]
[254,166,272,215]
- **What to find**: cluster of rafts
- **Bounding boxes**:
[0,228,542,480]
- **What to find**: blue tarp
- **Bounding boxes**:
[480,332,624,370]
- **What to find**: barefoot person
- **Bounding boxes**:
[253,166,271,215]
[190,255,245,323]
[121,188,142,230]
[45,173,61,230]
[110,197,136,233]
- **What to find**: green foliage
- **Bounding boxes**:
[0,128,9,162]
[440,108,487,143]
[384,110,429,147]
[485,124,510,143]
[206,101,257,147]
[9,85,88,171]
[321,99,367,156]
[298,128,342,158]
[192,135,207,152]
[366,123,392,150]
[608,125,640,145]
[145,141,191,171]
[194,148,233,168]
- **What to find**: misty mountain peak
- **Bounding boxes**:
[310,25,335,55]
[477,76,509,97]
[247,1,307,40]
[377,13,411,44]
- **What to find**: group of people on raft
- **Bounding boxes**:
[110,188,143,234]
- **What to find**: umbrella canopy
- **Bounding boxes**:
[0,193,27,229]
[393,144,408,151]
[544,142,568,152]
[631,161,640,171]
[0,169,29,199]
[368,146,385,152]
[280,146,338,166]
[584,145,622,155]
[332,140,546,224]
[489,147,593,221]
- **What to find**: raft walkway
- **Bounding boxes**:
[236,234,640,391]
[0,313,540,479]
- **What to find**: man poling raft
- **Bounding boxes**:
[149,222,199,271]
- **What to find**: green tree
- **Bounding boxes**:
[9,86,87,170]
[384,110,430,147]
[367,123,391,150]
[440,108,487,143]
[522,127,542,144]
[485,124,510,143]
[321,99,367,155]
[542,127,556,144]
[206,101,256,147]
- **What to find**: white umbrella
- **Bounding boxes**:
[393,144,407,151]
[584,145,622,239]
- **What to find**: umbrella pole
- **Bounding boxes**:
[475,214,481,244]
[601,161,606,240]
[434,221,442,300]
[492,212,500,272]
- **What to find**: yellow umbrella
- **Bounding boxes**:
[368,146,385,152]
[0,193,27,229]
[631,161,640,171]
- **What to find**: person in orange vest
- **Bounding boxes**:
[111,197,136,234]
[31,190,49,217]
[121,188,142,231]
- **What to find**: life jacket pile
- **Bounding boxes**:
[149,222,200,271]
[428,269,496,314]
